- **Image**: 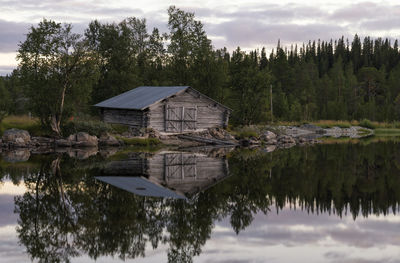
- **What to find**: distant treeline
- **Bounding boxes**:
[1,6,400,129]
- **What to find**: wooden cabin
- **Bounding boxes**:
[96,152,230,198]
[94,86,231,133]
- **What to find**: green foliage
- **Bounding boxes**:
[8,9,400,127]
[18,19,98,135]
[232,126,261,139]
[236,130,258,139]
[359,119,377,129]
[0,115,46,137]
[374,128,400,135]
[229,48,272,125]
[314,120,352,128]
[0,78,11,123]
[61,119,112,137]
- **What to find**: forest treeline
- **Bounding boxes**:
[1,6,400,132]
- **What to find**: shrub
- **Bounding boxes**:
[359,119,376,129]
[313,120,351,128]
[62,119,112,137]
[233,126,260,139]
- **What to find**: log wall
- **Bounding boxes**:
[102,108,147,128]
[148,89,230,132]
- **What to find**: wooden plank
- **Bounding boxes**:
[178,135,237,145]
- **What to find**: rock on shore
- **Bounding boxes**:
[1,129,123,150]
[2,129,31,148]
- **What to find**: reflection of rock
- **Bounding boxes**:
[278,135,296,144]
[2,129,31,147]
[98,152,230,198]
[240,138,260,147]
[71,149,98,160]
[2,149,31,162]
[265,139,277,145]
[283,125,373,139]
[181,146,235,158]
[31,137,54,147]
[99,147,119,158]
[263,145,276,152]
[55,148,98,160]
[324,126,373,138]
[56,139,72,147]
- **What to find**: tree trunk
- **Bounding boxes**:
[50,83,67,136]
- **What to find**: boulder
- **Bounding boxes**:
[277,135,296,145]
[298,137,308,143]
[56,139,72,147]
[2,129,31,147]
[67,134,76,142]
[31,137,54,147]
[99,133,120,147]
[299,124,324,133]
[66,132,98,147]
[147,128,160,139]
[265,138,278,145]
[240,138,260,146]
[260,131,277,141]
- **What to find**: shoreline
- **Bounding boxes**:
[0,124,380,162]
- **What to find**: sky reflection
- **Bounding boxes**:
[1,181,400,263]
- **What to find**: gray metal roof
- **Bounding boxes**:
[94,86,189,110]
[96,176,186,199]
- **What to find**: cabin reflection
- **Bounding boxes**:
[96,151,229,199]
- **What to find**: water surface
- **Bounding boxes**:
[1,140,400,262]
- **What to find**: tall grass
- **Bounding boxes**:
[313,120,352,128]
[276,119,400,130]
[0,115,45,136]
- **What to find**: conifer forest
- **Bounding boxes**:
[1,6,400,127]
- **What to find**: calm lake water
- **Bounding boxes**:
[1,139,400,262]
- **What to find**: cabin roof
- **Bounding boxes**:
[94,86,231,111]
[94,86,188,110]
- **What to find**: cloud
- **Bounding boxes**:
[0,66,17,76]
[329,2,387,22]
[208,19,348,49]
[328,2,400,35]
[2,0,144,21]
[0,194,18,227]
[0,20,30,53]
[0,0,399,74]
[361,18,400,31]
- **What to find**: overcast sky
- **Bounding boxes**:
[1,0,400,75]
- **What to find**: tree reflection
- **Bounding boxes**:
[7,141,400,262]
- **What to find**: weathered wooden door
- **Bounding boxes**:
[164,153,197,181]
[165,106,197,132]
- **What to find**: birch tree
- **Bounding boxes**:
[18,19,97,135]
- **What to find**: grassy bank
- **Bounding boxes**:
[275,119,400,130]
[0,115,44,137]
[0,115,131,137]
